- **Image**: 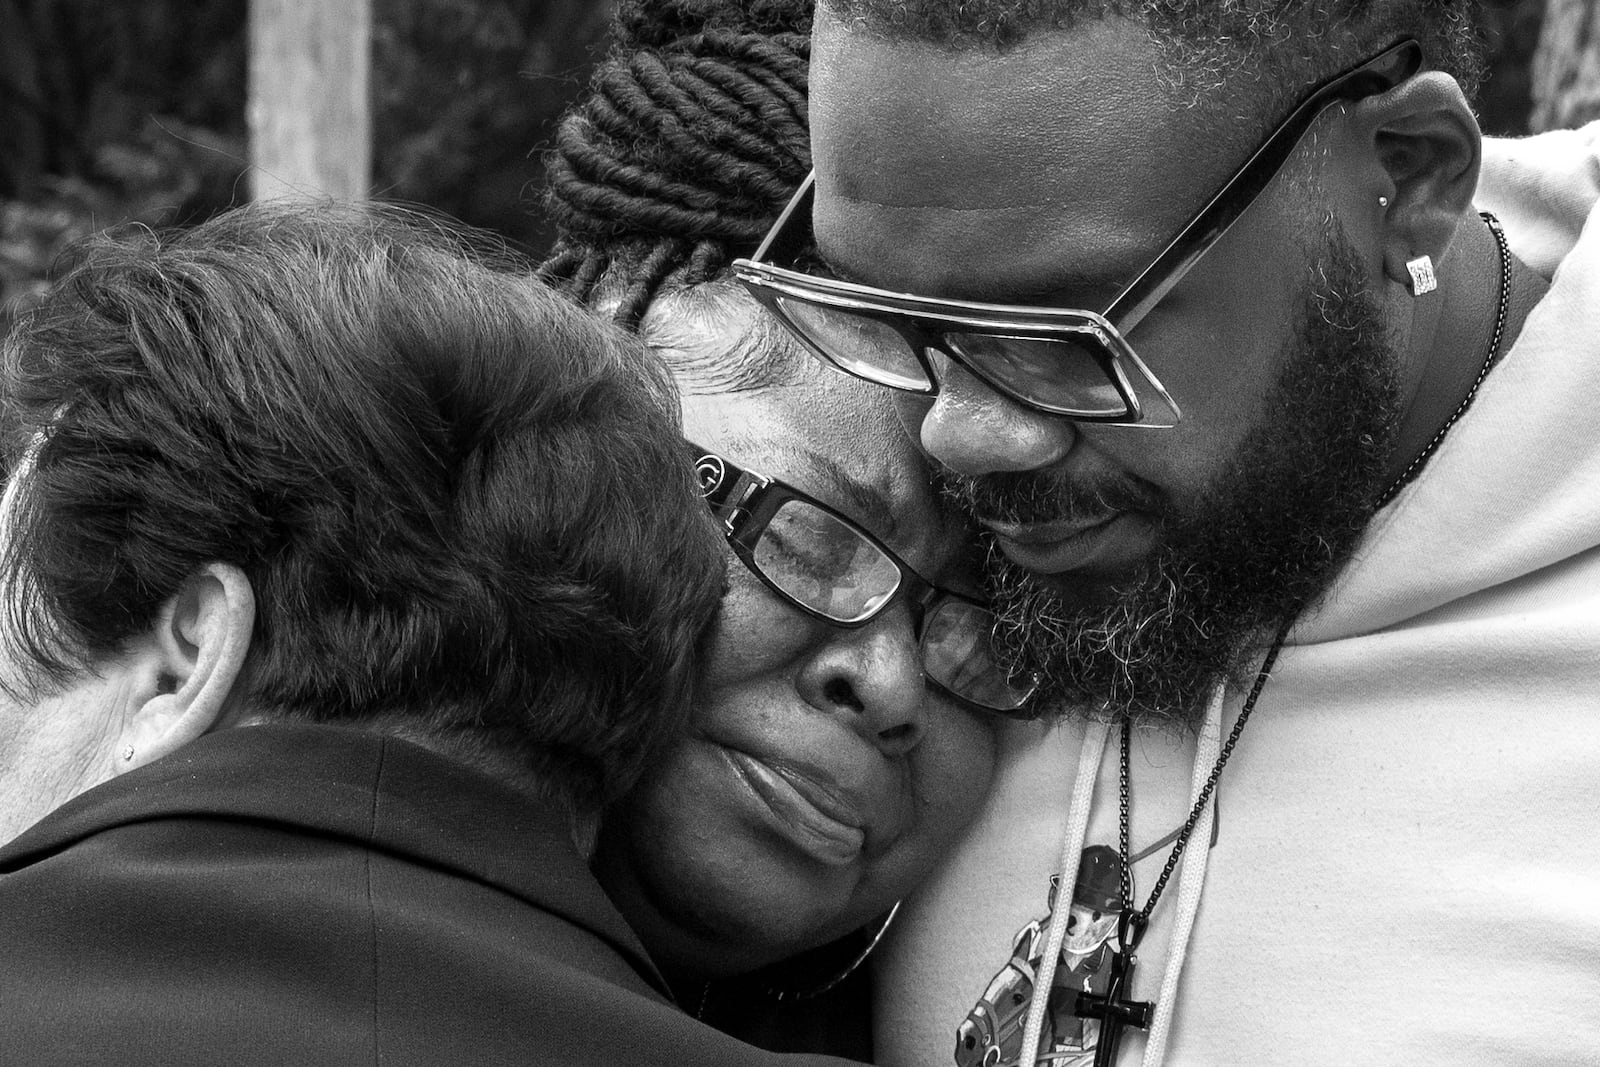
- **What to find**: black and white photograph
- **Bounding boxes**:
[0,1,1595,1064]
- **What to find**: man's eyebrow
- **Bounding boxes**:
[813,250,1135,311]
[1007,275,1128,310]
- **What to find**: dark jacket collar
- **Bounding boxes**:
[0,722,670,997]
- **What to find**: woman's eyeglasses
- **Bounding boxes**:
[692,444,1041,717]
[733,39,1424,428]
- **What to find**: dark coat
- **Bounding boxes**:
[0,723,860,1067]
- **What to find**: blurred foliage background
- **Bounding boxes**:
[0,0,1588,325]
[0,0,613,322]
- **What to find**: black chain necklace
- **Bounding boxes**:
[1115,209,1511,928]
[1087,211,1513,1059]
[1114,620,1291,945]
[1376,212,1512,509]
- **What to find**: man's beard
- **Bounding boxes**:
[943,222,1403,727]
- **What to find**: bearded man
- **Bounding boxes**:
[729,1,1600,1062]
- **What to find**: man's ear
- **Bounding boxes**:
[116,563,255,773]
[1350,71,1482,288]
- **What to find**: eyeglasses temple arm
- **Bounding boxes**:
[690,446,768,531]
[749,172,817,265]
[1103,39,1424,334]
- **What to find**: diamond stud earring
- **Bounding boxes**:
[1406,255,1437,296]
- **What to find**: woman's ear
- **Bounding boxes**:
[1352,71,1482,290]
[116,563,255,773]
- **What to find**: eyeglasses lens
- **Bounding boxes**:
[752,500,902,624]
[774,296,931,391]
[752,497,1034,714]
[921,599,1036,713]
[943,332,1129,417]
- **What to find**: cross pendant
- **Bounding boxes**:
[1074,913,1153,1067]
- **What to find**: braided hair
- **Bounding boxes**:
[537,0,814,329]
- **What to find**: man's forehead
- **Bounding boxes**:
[811,15,1160,198]
[808,12,1242,296]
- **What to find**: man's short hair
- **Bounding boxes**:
[822,0,1484,133]
[0,200,724,821]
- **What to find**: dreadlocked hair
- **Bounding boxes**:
[538,0,813,329]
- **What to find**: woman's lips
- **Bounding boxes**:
[724,748,867,867]
[980,512,1155,576]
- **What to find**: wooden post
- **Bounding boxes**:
[1531,0,1600,133]
[247,0,371,200]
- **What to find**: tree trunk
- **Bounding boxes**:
[0,0,45,198]
[1530,0,1600,132]
[248,0,371,200]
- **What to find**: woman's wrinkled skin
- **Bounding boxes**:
[594,289,998,980]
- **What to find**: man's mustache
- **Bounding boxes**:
[935,466,1165,526]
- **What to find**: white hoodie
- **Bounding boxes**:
[875,125,1600,1067]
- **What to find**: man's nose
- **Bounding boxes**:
[917,353,1077,476]
[796,606,928,757]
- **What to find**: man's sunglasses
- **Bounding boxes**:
[692,444,1040,717]
[734,38,1424,428]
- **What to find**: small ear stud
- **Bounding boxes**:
[1406,255,1437,296]
[121,745,135,762]
[1378,195,1390,208]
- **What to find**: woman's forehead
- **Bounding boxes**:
[683,376,964,565]
[685,375,913,491]
[661,289,917,497]
[659,284,971,566]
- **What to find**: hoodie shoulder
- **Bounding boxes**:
[1478,122,1600,279]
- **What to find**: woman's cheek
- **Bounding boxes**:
[700,573,833,689]
[915,703,998,821]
